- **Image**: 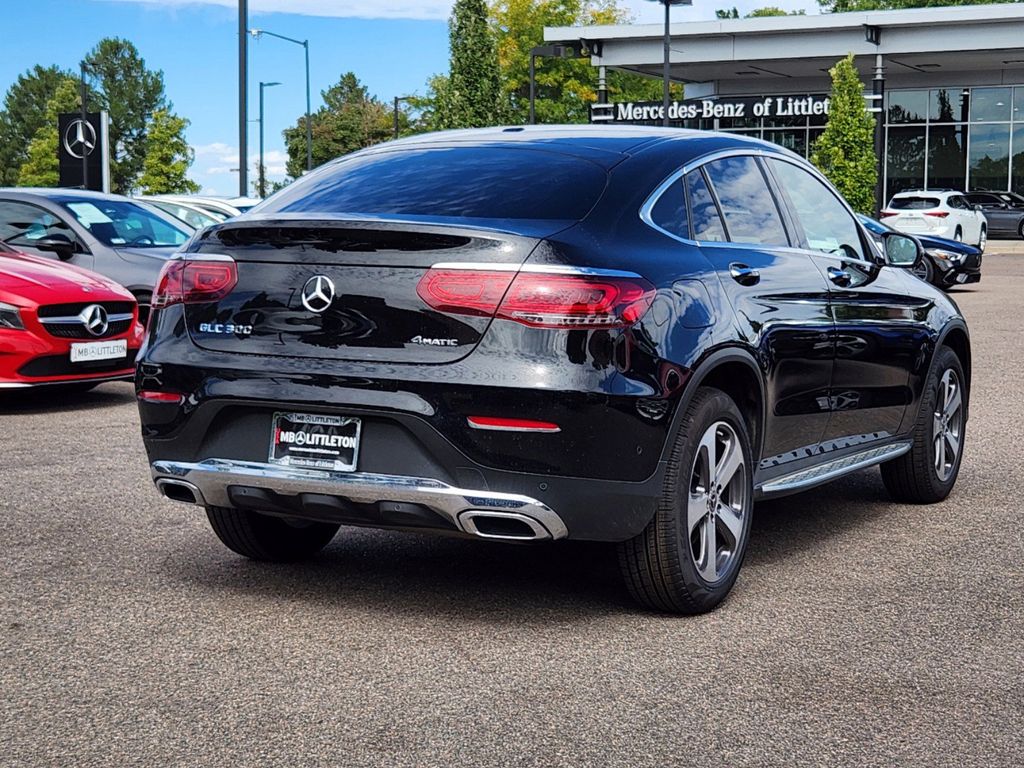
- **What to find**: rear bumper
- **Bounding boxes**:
[152,458,569,541]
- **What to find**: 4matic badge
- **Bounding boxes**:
[409,335,459,347]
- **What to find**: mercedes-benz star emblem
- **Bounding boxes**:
[64,119,97,159]
[301,275,335,314]
[80,304,109,337]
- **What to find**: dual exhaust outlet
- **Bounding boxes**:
[154,477,556,541]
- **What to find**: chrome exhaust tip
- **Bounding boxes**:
[458,510,552,541]
[155,478,204,506]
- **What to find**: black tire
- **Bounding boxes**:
[205,506,339,561]
[1018,220,1024,240]
[881,346,966,503]
[618,387,754,614]
[977,226,987,252]
[911,256,935,285]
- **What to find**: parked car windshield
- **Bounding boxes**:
[58,198,189,248]
[259,147,608,221]
[890,196,941,210]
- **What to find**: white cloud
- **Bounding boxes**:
[191,142,292,194]
[97,0,454,21]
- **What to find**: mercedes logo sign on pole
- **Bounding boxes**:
[80,304,109,337]
[301,275,336,313]
[63,119,97,159]
[57,111,110,192]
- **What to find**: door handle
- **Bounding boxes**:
[729,263,760,286]
[827,266,852,287]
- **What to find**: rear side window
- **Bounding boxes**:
[258,147,608,221]
[890,196,940,210]
[648,179,689,239]
[702,156,789,246]
[685,171,727,242]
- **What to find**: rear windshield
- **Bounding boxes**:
[258,147,608,221]
[890,196,940,210]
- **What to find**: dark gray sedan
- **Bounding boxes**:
[964,191,1024,239]
[0,188,191,322]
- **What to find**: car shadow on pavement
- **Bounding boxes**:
[0,381,135,415]
[160,469,894,619]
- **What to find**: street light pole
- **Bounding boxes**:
[238,0,248,196]
[646,0,691,128]
[250,28,313,173]
[79,62,89,190]
[259,81,281,198]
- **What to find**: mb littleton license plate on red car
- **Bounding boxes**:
[270,412,361,472]
[70,339,128,363]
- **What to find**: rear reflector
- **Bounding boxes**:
[152,257,238,308]
[417,267,655,329]
[467,416,561,433]
[138,390,185,404]
[925,211,950,218]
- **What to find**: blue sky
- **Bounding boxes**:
[0,0,818,196]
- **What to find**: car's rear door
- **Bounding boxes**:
[688,155,834,461]
[765,157,927,445]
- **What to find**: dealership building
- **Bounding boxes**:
[545,4,1024,200]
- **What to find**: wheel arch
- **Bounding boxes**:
[938,320,971,415]
[668,347,767,463]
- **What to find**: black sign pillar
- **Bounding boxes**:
[58,111,108,191]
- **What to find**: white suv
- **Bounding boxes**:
[883,190,987,251]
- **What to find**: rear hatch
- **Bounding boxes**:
[883,195,945,234]
[184,218,556,364]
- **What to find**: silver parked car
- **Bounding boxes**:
[0,188,191,323]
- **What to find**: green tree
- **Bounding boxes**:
[489,0,674,125]
[281,72,392,177]
[138,109,199,194]
[715,8,740,17]
[17,78,81,187]
[0,65,71,185]
[436,0,504,129]
[84,37,168,193]
[818,0,1014,12]
[716,5,805,17]
[810,54,877,215]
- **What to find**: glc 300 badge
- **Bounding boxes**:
[198,322,253,336]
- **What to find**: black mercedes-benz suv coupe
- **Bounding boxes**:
[138,127,970,613]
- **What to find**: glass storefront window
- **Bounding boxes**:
[969,123,1011,190]
[888,90,929,124]
[971,87,1013,122]
[886,126,926,199]
[929,88,969,123]
[763,129,807,157]
[1013,126,1024,195]
[928,124,967,190]
[1014,87,1024,123]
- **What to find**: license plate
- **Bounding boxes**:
[70,339,127,363]
[269,412,361,472]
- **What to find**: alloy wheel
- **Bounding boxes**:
[979,228,987,251]
[933,368,964,482]
[687,421,748,584]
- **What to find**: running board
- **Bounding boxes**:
[757,441,912,496]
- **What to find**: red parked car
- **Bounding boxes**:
[0,243,144,390]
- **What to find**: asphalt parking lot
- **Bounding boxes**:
[2,249,1023,768]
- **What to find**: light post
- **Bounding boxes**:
[250,28,313,173]
[528,44,574,125]
[79,61,91,190]
[258,81,281,198]
[392,96,414,139]
[238,0,248,196]
[646,0,691,128]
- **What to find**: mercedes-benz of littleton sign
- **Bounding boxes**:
[546,4,1024,200]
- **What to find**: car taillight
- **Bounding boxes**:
[925,211,950,218]
[152,257,238,308]
[416,267,655,329]
[880,211,898,218]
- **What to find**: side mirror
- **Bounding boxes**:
[32,235,76,260]
[881,231,921,268]
[973,204,984,213]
